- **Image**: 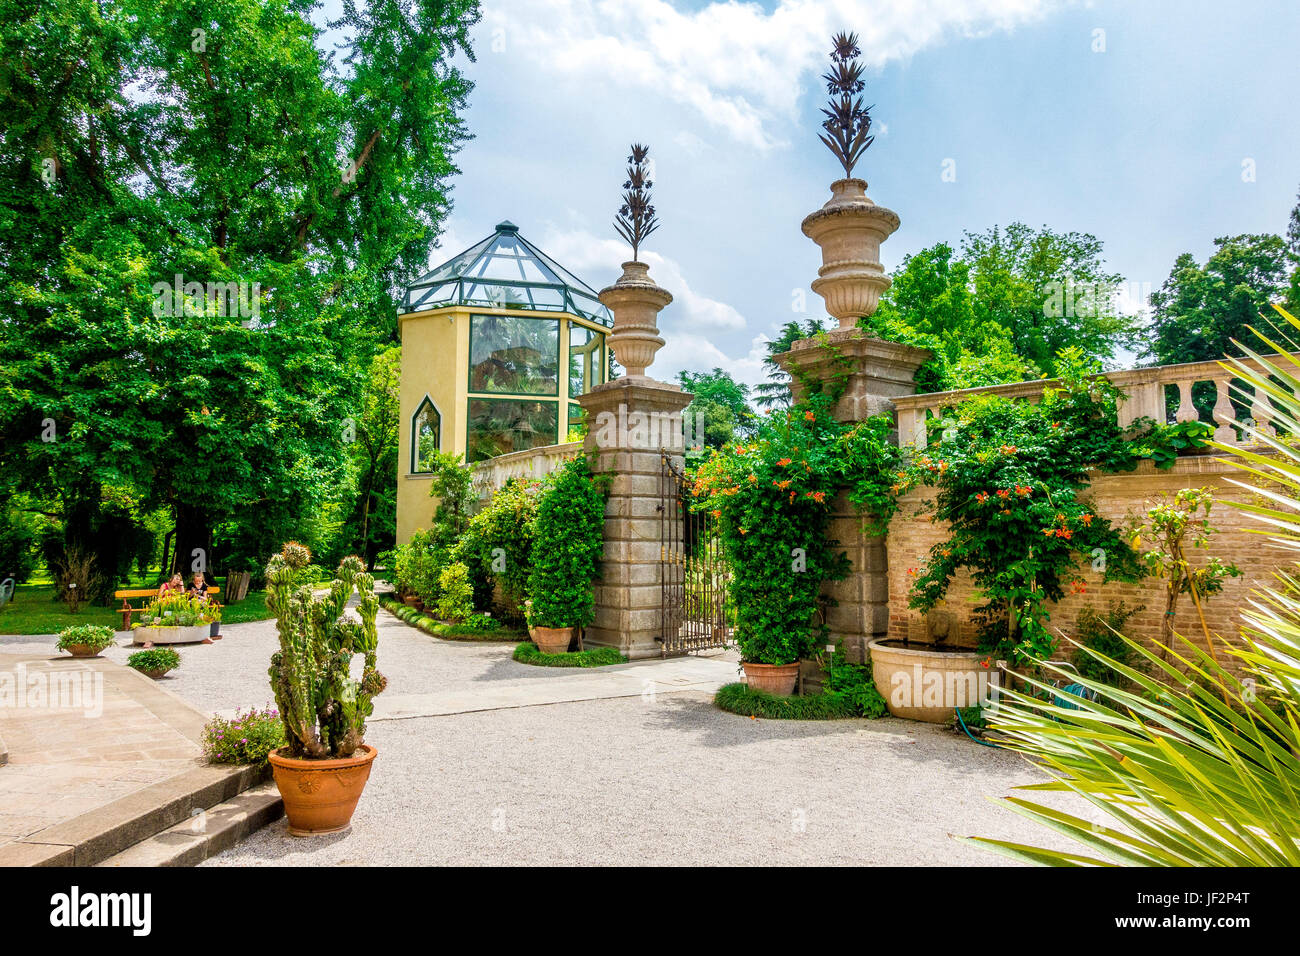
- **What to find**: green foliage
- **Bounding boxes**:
[338,347,401,569]
[127,647,181,674]
[266,546,386,759]
[453,478,539,617]
[0,503,41,586]
[869,225,1138,392]
[202,708,286,769]
[754,318,832,410]
[391,528,447,606]
[427,451,476,549]
[56,624,116,652]
[1069,601,1146,688]
[527,457,606,629]
[714,682,863,720]
[822,649,889,717]
[676,367,756,449]
[512,642,626,667]
[380,595,523,641]
[1147,234,1292,365]
[1128,418,1214,469]
[959,305,1300,867]
[906,353,1145,667]
[693,387,901,665]
[137,593,214,627]
[435,561,474,622]
[0,0,480,590]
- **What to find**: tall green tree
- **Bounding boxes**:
[0,0,479,591]
[754,317,831,410]
[677,367,755,450]
[341,347,401,569]
[1146,234,1291,365]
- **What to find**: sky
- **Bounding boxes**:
[355,0,1300,388]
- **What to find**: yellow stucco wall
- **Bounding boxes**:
[396,306,467,544]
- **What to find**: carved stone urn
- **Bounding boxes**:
[599,260,671,377]
[802,178,900,329]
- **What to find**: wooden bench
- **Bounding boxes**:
[115,586,222,631]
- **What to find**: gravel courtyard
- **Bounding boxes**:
[4,611,1095,865]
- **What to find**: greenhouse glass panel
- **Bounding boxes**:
[469,314,559,395]
[569,326,605,398]
[466,399,559,463]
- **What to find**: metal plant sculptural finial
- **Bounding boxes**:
[819,32,874,179]
[614,143,660,261]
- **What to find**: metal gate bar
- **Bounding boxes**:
[658,453,730,654]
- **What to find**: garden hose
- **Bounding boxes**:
[955,707,1003,748]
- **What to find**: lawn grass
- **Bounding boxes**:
[512,642,626,668]
[714,682,862,720]
[0,580,275,635]
[380,596,526,642]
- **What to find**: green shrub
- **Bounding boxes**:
[453,478,539,618]
[1069,601,1146,688]
[462,613,497,631]
[513,642,625,668]
[0,504,40,586]
[56,624,116,652]
[128,647,181,674]
[714,683,859,719]
[392,528,447,606]
[527,457,606,629]
[202,707,286,768]
[436,561,474,622]
[822,651,889,717]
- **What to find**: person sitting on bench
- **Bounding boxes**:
[159,573,183,597]
[186,572,209,600]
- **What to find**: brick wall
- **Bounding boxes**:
[884,453,1286,663]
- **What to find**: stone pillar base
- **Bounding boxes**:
[578,376,692,659]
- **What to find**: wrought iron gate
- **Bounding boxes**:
[658,453,731,654]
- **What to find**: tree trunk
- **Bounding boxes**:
[171,503,214,585]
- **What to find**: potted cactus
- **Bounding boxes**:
[264,543,387,836]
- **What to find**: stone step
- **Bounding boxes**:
[1,763,268,867]
[97,782,283,867]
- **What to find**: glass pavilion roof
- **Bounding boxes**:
[404,221,613,327]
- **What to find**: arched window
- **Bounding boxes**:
[411,396,441,474]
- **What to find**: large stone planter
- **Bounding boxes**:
[802,178,900,329]
[868,639,995,723]
[132,623,211,646]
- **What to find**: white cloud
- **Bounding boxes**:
[498,0,1060,148]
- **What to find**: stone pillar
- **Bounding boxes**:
[578,259,692,659]
[777,180,931,666]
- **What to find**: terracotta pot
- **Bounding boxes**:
[868,639,995,723]
[742,661,800,696]
[63,643,104,658]
[268,745,378,837]
[402,595,419,608]
[139,667,172,680]
[531,626,574,654]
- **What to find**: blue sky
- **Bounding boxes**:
[374,0,1300,386]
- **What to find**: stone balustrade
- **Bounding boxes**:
[894,354,1296,450]
[468,440,583,502]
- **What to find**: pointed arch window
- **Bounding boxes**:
[411,396,442,474]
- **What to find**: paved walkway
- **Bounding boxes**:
[2,613,1101,866]
[0,652,213,863]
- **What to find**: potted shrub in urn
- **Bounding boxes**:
[57,624,117,658]
[264,543,387,836]
[526,457,607,655]
[128,647,181,680]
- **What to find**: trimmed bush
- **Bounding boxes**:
[436,561,474,622]
[513,642,626,668]
[714,683,859,720]
[527,456,606,629]
[381,596,524,642]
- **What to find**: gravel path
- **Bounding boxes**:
[7,612,1099,865]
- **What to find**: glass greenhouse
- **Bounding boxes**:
[397,221,612,539]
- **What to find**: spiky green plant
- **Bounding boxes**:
[265,544,387,759]
[959,304,1300,866]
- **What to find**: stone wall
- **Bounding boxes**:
[885,453,1285,663]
